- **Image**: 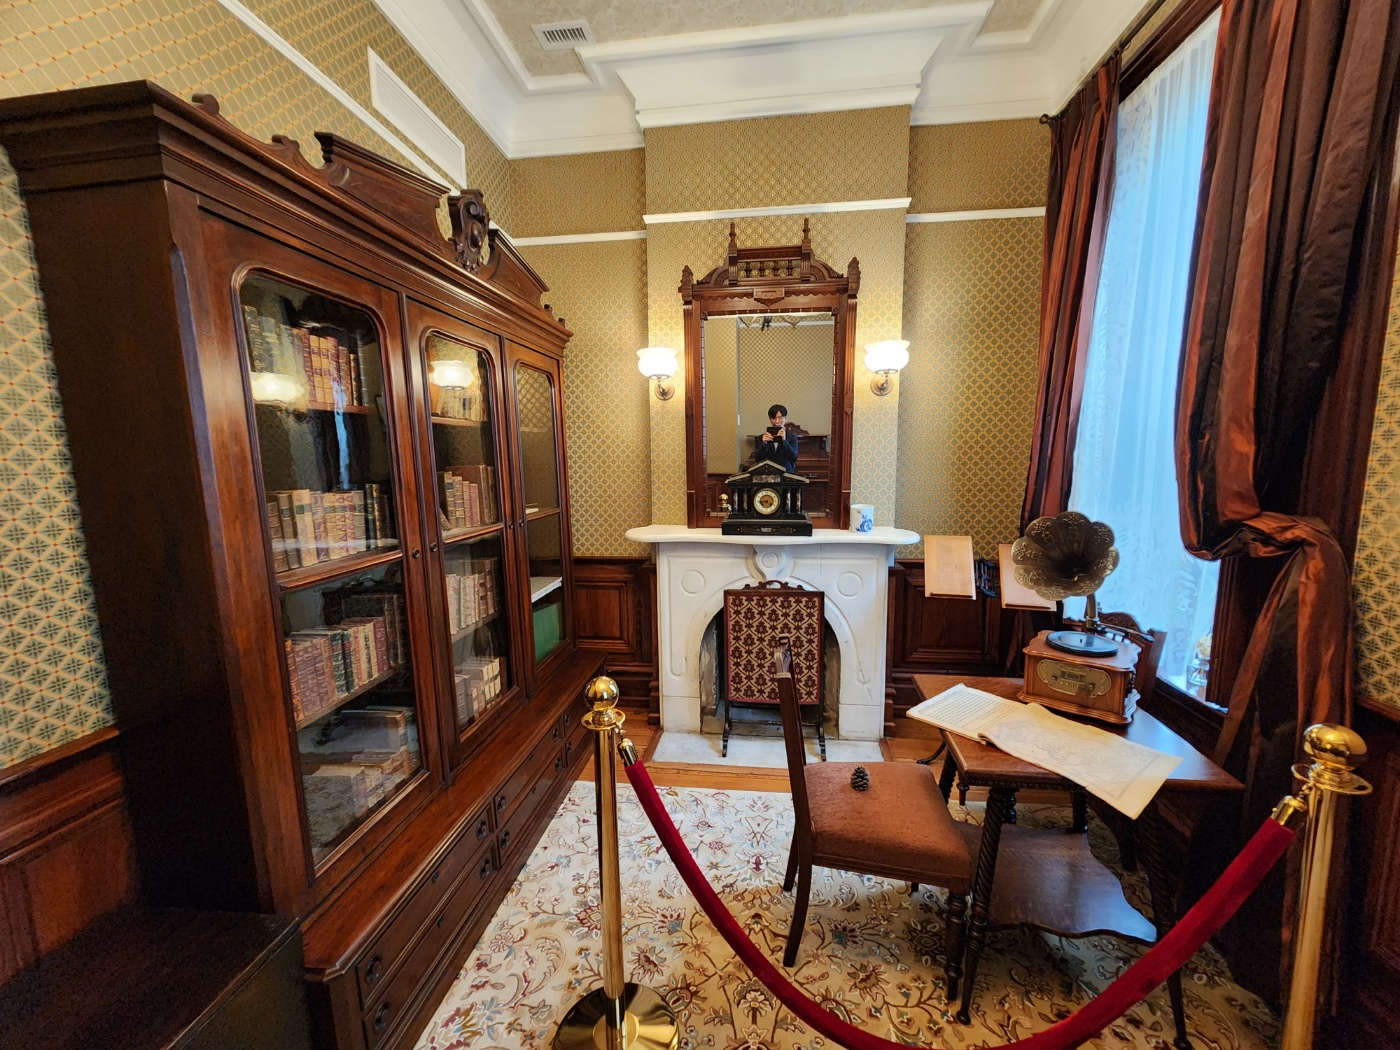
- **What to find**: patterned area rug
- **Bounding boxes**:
[414,780,1278,1050]
[650,731,884,768]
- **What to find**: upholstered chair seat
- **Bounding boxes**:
[802,761,974,889]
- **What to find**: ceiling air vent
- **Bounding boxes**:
[531,20,595,51]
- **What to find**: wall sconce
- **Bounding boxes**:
[637,347,678,400]
[429,358,474,390]
[864,339,910,396]
[249,371,306,406]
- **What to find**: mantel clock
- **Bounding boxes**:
[721,461,812,536]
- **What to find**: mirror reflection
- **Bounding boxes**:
[703,311,834,516]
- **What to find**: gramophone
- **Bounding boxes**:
[1010,511,1140,724]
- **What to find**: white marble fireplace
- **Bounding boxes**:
[625,525,918,740]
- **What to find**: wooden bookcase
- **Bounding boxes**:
[0,81,600,1050]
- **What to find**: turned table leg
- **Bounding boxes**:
[1136,799,1192,1050]
[956,785,1014,1024]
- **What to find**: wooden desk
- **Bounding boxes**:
[912,674,1242,1050]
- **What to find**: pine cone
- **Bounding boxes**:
[850,765,870,791]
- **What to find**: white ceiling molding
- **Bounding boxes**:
[644,198,912,225]
[907,207,1046,223]
[576,7,988,130]
[368,49,466,185]
[212,0,460,186]
[368,0,1154,158]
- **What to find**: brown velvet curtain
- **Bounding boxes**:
[1176,0,1400,1007]
[1021,58,1121,531]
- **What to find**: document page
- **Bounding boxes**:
[908,683,1182,819]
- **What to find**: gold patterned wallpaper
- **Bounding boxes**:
[736,323,835,448]
[0,0,509,766]
[896,219,1043,557]
[1353,238,1400,714]
[517,240,652,556]
[509,150,645,238]
[909,119,1048,212]
[645,107,910,214]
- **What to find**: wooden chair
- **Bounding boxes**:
[722,582,825,758]
[773,645,976,986]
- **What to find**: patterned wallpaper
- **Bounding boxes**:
[896,218,1043,557]
[0,0,509,766]
[518,240,651,557]
[509,150,644,238]
[645,107,911,214]
[1353,239,1400,714]
[908,119,1049,212]
[736,323,835,446]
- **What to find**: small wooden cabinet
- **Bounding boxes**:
[0,81,599,1050]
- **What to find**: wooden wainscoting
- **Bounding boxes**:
[886,561,1014,719]
[0,728,138,985]
[574,557,659,721]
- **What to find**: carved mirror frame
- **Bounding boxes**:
[682,221,859,530]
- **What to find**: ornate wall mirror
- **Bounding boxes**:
[682,221,858,529]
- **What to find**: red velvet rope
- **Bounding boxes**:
[624,759,1294,1050]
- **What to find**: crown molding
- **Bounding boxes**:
[366,0,1152,159]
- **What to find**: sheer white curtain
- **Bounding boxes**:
[1067,11,1221,687]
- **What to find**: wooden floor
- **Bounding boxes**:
[578,706,1067,805]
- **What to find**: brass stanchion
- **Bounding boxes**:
[555,677,679,1050]
[1275,723,1371,1050]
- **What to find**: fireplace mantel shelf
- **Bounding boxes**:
[625,525,918,547]
[627,524,915,740]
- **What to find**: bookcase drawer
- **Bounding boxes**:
[563,708,591,771]
[356,801,491,1005]
[490,734,558,827]
[360,842,497,1050]
[496,763,558,867]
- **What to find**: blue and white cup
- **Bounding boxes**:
[850,504,875,533]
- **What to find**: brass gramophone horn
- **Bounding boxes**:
[1010,511,1120,657]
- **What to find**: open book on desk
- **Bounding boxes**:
[908,683,1182,819]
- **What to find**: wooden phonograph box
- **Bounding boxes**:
[1011,511,1139,724]
[1019,630,1140,724]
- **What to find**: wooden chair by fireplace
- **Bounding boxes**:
[773,644,975,975]
[722,582,825,759]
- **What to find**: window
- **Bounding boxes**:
[1067,12,1221,695]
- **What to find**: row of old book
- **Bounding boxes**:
[446,562,499,635]
[440,465,496,531]
[242,305,368,408]
[301,707,417,849]
[286,600,403,725]
[455,655,503,726]
[265,484,394,573]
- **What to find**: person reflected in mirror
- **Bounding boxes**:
[760,404,800,473]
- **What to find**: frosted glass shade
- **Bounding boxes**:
[864,339,910,375]
[429,358,474,389]
[636,346,679,380]
[249,371,306,405]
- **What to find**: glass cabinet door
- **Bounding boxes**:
[512,358,569,669]
[238,274,423,863]
[423,333,515,739]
